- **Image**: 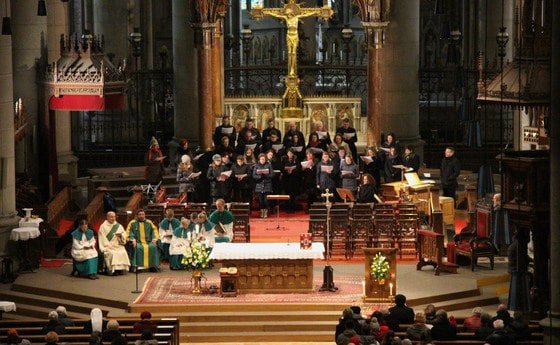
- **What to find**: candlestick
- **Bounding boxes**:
[362,280,366,297]
[389,282,393,296]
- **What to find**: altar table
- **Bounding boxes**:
[210,242,324,293]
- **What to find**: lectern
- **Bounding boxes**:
[362,248,398,303]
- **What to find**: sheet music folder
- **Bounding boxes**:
[404,172,433,190]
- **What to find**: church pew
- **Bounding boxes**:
[13,332,172,344]
[83,187,108,228]
[0,324,175,336]
[395,331,543,341]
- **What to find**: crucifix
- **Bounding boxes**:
[251,0,334,118]
[319,188,337,292]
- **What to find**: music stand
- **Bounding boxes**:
[266,195,290,230]
[336,188,356,203]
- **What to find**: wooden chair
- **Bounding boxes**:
[454,199,496,271]
[185,202,206,216]
[372,203,396,248]
[145,203,166,225]
[329,203,351,259]
[308,203,328,243]
[395,203,419,259]
[349,203,374,258]
[230,202,251,243]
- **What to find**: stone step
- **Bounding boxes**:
[111,310,342,323]
[128,303,350,313]
[0,290,118,317]
[11,283,129,310]
[180,331,334,343]
[180,321,336,333]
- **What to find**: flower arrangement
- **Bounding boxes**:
[181,242,211,271]
[370,252,390,282]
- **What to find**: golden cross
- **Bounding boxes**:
[251,1,334,78]
[321,188,334,206]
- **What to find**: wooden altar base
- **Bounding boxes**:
[221,259,314,293]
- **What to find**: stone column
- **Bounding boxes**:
[0,0,19,253]
[172,0,198,141]
[194,22,216,151]
[11,0,48,189]
[379,0,423,155]
[47,0,77,185]
[541,1,560,343]
[365,34,381,147]
[212,19,224,118]
[92,0,128,60]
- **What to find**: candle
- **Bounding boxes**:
[389,282,393,296]
[362,280,366,296]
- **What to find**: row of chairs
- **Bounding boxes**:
[144,202,251,243]
[309,202,420,260]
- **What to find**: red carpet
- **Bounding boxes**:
[40,259,70,268]
[134,275,362,305]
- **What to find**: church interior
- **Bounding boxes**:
[0,0,559,344]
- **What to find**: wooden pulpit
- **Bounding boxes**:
[362,248,398,303]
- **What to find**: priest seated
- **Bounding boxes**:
[126,209,161,271]
[98,211,130,275]
[208,199,235,240]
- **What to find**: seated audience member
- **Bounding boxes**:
[348,336,362,345]
[84,308,107,334]
[491,304,513,327]
[380,330,395,345]
[42,311,67,335]
[430,310,457,341]
[133,311,158,335]
[135,330,158,345]
[400,339,412,345]
[101,320,122,343]
[56,306,75,327]
[45,332,58,345]
[406,313,431,341]
[336,308,363,341]
[5,329,29,345]
[111,335,128,345]
[424,304,437,324]
[369,316,385,342]
[360,323,379,345]
[387,294,414,329]
[71,219,99,280]
[350,306,367,327]
[336,321,359,345]
[475,312,495,340]
[463,307,484,331]
[98,211,131,275]
[90,331,102,345]
[507,311,532,341]
[486,319,516,345]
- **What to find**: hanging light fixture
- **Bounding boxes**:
[2,0,11,35]
[37,0,47,16]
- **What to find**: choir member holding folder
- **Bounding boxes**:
[213,115,237,147]
[340,155,359,196]
[177,154,198,202]
[316,151,339,198]
[306,132,327,159]
[207,154,231,203]
[282,149,300,212]
[232,154,252,203]
[361,147,383,190]
[253,153,275,218]
[301,150,318,213]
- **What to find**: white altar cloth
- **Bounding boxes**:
[210,242,325,260]
[19,217,43,228]
[10,227,41,241]
[0,302,16,312]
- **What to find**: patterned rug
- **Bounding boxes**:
[134,275,362,305]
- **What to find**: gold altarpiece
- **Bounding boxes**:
[363,248,397,303]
